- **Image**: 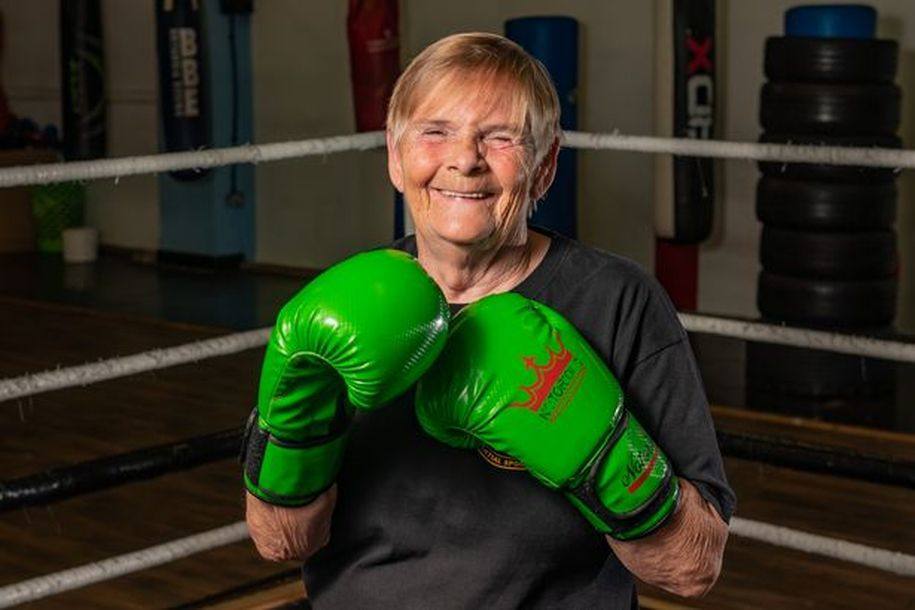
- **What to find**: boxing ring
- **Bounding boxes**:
[1,130,915,607]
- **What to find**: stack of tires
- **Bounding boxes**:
[748,5,898,422]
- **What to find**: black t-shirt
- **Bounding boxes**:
[304,230,736,609]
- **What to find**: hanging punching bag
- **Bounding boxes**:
[506,16,578,238]
[60,0,106,161]
[654,0,718,310]
[347,0,402,235]
[655,0,716,245]
[156,0,210,180]
[347,0,400,133]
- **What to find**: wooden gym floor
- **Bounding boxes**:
[0,252,913,608]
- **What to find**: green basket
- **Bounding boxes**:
[31,182,85,252]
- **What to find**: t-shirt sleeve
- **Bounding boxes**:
[607,270,736,522]
[624,339,736,522]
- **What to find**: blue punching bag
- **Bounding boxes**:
[155,0,255,266]
[506,16,578,238]
[785,4,876,39]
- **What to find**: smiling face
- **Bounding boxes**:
[387,69,556,251]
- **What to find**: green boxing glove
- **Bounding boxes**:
[243,249,449,506]
[415,292,679,540]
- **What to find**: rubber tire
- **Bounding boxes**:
[758,133,901,183]
[765,37,897,83]
[756,177,896,230]
[760,82,901,136]
[757,271,896,327]
[746,341,896,399]
[760,227,897,280]
[744,386,897,425]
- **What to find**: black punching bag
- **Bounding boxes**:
[60,0,106,160]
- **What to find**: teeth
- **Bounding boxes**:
[438,189,491,199]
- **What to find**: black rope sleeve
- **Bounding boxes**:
[0,427,243,512]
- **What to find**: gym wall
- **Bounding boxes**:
[0,0,912,332]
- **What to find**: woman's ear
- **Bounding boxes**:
[386,130,405,193]
[530,136,560,201]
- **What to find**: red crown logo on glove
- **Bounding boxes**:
[509,332,573,413]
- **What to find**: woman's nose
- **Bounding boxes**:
[447,135,486,174]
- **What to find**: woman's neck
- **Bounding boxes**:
[416,228,550,303]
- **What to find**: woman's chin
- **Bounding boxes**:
[432,221,495,247]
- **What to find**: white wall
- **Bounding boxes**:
[1,1,912,331]
[252,2,392,267]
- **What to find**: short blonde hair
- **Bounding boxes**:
[386,32,560,165]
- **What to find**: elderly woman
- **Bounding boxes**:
[244,33,733,609]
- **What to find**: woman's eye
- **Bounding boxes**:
[485,134,515,145]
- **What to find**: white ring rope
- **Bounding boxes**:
[0,521,249,608]
[679,313,915,362]
[0,328,270,403]
[1,316,913,404]
[0,129,910,188]
[563,131,911,169]
[0,516,910,607]
[0,131,385,188]
[729,517,915,577]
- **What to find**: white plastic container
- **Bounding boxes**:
[62,227,99,263]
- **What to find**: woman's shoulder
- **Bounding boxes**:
[550,233,662,296]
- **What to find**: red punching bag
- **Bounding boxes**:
[347,0,400,132]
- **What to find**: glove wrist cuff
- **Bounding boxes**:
[241,408,349,506]
[567,410,681,539]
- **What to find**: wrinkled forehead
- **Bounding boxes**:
[408,68,527,130]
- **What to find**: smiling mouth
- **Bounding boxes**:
[433,188,496,200]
